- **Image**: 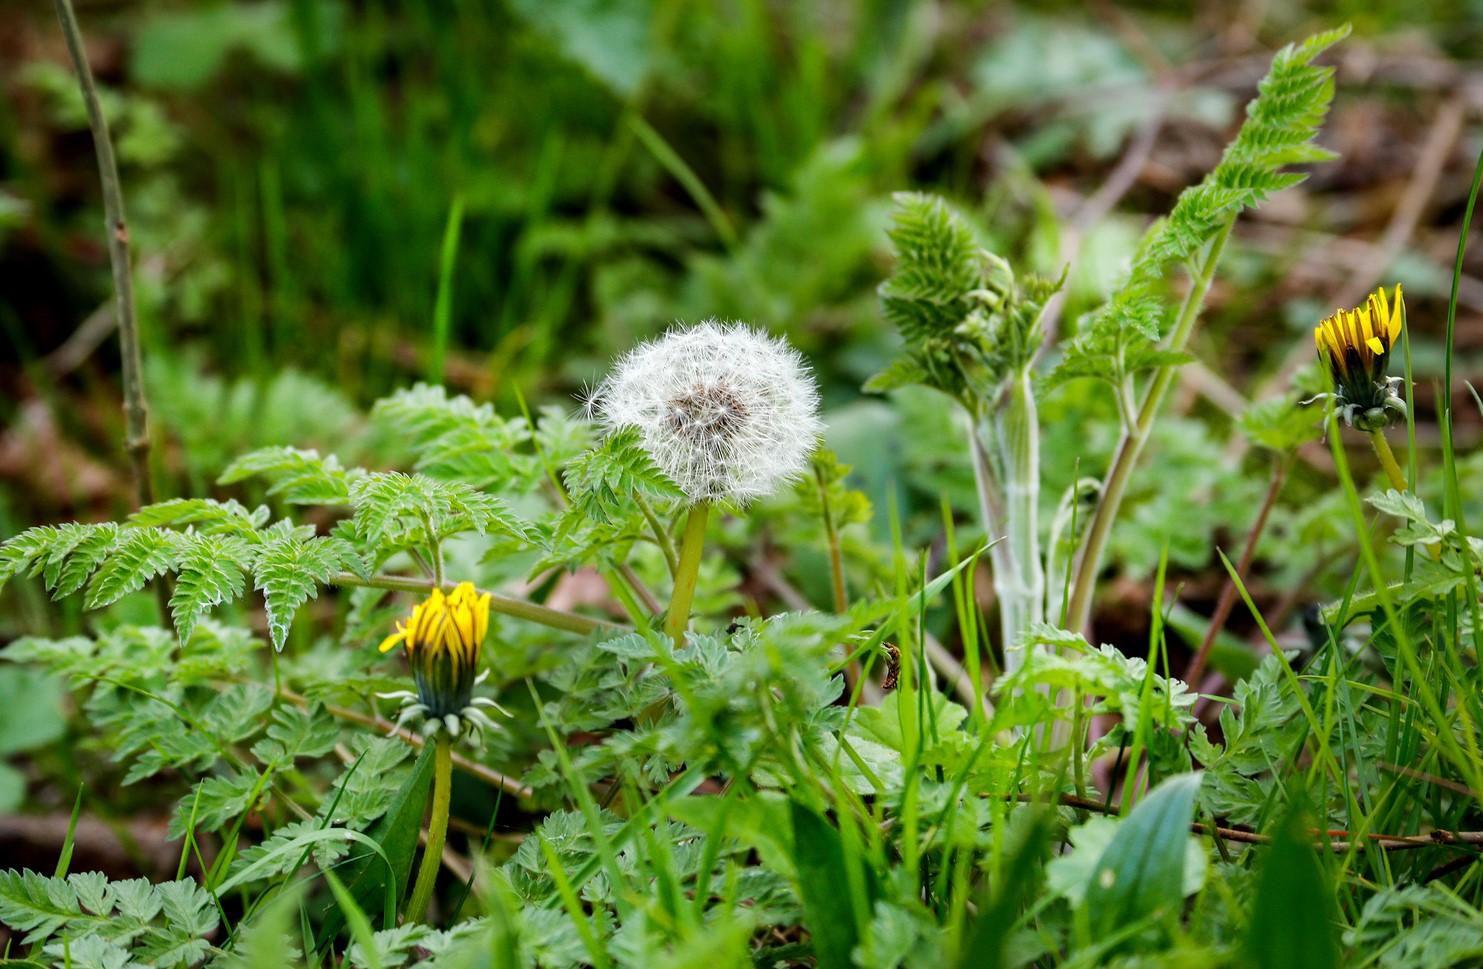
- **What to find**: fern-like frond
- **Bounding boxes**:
[878,192,983,343]
[372,384,538,489]
[218,447,358,504]
[252,534,359,651]
[562,427,683,525]
[347,471,529,552]
[1050,26,1347,388]
[83,529,182,611]
[872,192,1059,403]
[169,534,254,644]
[128,498,270,536]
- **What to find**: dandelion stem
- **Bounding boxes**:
[1369,429,1410,494]
[665,502,710,645]
[406,733,452,923]
[634,492,679,576]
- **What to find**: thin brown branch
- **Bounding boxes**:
[53,0,154,508]
[1004,791,1483,853]
[287,688,533,799]
[1183,456,1288,685]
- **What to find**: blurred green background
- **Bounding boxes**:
[3,0,1482,650]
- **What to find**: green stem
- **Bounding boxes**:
[665,503,710,645]
[329,572,615,635]
[1369,429,1409,495]
[996,368,1044,671]
[815,466,849,615]
[968,426,1016,669]
[634,492,679,576]
[1064,216,1235,635]
[406,733,452,924]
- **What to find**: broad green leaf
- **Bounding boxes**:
[0,667,66,757]
[317,742,435,941]
[788,800,878,969]
[1083,772,1204,941]
[1244,802,1338,969]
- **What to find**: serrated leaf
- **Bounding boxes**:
[348,471,528,551]
[219,447,355,504]
[170,533,253,644]
[252,535,352,651]
[128,497,269,536]
[83,528,179,610]
[562,427,682,525]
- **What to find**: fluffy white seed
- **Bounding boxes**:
[591,320,823,504]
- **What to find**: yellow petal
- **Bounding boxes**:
[474,594,490,643]
[1366,336,1385,355]
[1387,284,1404,342]
[378,626,406,653]
[454,605,475,648]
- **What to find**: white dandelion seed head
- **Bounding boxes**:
[592,320,823,504]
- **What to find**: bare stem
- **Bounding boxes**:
[53,0,154,508]
[816,466,849,615]
[1369,429,1410,494]
[634,492,679,576]
[1065,217,1235,635]
[665,503,710,645]
[328,572,615,636]
[405,733,452,923]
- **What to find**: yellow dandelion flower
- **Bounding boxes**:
[1312,284,1407,430]
[377,582,505,740]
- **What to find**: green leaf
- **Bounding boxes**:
[169,534,253,644]
[251,534,354,651]
[127,498,269,537]
[788,799,878,969]
[1083,772,1204,942]
[219,447,356,505]
[348,471,528,550]
[0,763,24,814]
[1239,397,1322,451]
[955,807,1054,969]
[83,528,179,610]
[562,427,682,525]
[1051,26,1346,387]
[1244,800,1338,969]
[371,384,537,489]
[0,667,66,757]
[508,0,654,97]
[317,742,436,942]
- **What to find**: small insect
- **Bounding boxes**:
[880,642,901,692]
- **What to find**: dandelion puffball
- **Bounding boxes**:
[591,321,823,504]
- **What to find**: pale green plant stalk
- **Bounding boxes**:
[974,367,1043,674]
